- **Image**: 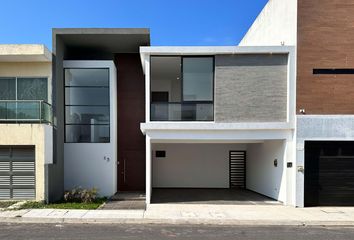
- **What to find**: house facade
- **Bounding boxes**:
[0,0,353,208]
[241,0,354,207]
[0,45,52,201]
[140,46,296,205]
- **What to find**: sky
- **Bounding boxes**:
[0,0,268,49]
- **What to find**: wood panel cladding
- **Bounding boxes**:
[297,0,354,114]
[115,54,146,191]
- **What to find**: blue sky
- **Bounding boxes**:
[0,0,268,49]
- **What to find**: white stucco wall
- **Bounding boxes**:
[63,61,117,198]
[239,0,297,46]
[152,143,247,188]
[64,143,116,197]
[246,140,287,202]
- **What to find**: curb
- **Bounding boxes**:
[1,216,354,226]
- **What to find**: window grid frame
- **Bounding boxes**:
[64,68,111,144]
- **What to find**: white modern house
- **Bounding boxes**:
[140,46,296,205]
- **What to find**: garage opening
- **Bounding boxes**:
[305,141,354,207]
[0,146,35,200]
[151,141,286,205]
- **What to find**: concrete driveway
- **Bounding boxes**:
[151,188,280,205]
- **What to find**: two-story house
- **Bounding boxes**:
[140,46,296,205]
[44,29,296,206]
[0,45,52,201]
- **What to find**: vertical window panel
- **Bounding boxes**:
[17,78,48,101]
[0,78,16,100]
[182,57,214,101]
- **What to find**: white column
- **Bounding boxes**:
[145,58,150,123]
[146,135,152,204]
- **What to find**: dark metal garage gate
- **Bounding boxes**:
[0,146,36,200]
[305,141,354,207]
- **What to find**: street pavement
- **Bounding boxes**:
[1,223,354,240]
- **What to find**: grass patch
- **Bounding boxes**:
[0,201,17,208]
[19,198,107,210]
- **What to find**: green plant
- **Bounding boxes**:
[64,187,98,203]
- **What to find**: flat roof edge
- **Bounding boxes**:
[0,44,52,62]
[140,46,295,55]
[53,28,150,35]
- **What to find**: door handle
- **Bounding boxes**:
[297,166,304,173]
[123,158,126,183]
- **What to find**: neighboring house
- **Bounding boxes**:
[241,0,354,207]
[0,44,52,201]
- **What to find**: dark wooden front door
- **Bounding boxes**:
[116,54,146,191]
[118,150,145,191]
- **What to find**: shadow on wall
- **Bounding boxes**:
[246,140,286,202]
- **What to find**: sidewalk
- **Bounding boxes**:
[1,204,354,226]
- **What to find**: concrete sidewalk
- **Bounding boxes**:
[1,204,354,226]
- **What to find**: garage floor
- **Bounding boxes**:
[151,188,280,205]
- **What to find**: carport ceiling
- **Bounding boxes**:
[55,28,150,53]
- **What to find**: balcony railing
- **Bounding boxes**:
[0,100,52,123]
[151,102,213,121]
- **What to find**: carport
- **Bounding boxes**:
[149,141,289,205]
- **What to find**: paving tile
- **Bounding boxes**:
[46,210,68,218]
[22,209,54,218]
[63,210,89,218]
[0,210,29,218]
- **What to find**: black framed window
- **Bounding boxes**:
[150,56,214,121]
[64,68,110,143]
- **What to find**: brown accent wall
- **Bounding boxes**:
[297,0,354,114]
[116,54,146,191]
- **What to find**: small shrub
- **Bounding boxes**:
[64,187,98,203]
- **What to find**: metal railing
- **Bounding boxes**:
[151,102,214,121]
[0,100,52,124]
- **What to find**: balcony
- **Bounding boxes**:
[0,100,52,123]
[151,102,213,121]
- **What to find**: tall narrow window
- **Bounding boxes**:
[182,57,214,101]
[64,69,110,143]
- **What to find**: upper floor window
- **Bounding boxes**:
[0,77,48,101]
[0,77,50,123]
[64,68,110,143]
[150,56,214,121]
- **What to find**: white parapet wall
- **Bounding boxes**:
[0,124,53,201]
[239,0,297,46]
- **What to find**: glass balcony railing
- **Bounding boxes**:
[0,100,52,123]
[151,102,213,121]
